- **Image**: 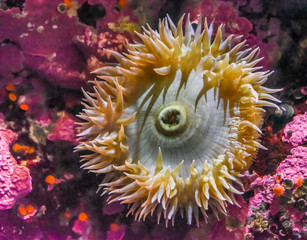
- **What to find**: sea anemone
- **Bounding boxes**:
[76,14,280,226]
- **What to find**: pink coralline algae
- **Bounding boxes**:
[283,112,307,147]
[0,126,32,210]
[276,146,307,183]
[47,113,78,144]
[249,174,276,208]
[249,146,307,209]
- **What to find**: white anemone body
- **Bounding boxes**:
[126,68,233,180]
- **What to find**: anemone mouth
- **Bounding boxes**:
[156,103,188,136]
[76,14,281,226]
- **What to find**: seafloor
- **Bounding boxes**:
[0,0,306,239]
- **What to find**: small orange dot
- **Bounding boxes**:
[6,84,15,91]
[297,178,303,187]
[13,143,21,152]
[12,144,35,154]
[64,211,71,219]
[273,184,285,196]
[27,147,35,154]
[275,174,282,183]
[64,0,72,7]
[110,223,119,232]
[9,93,17,101]
[266,126,272,132]
[118,0,126,7]
[18,205,27,216]
[66,101,73,108]
[25,204,34,214]
[45,175,55,184]
[78,212,88,221]
[20,104,29,111]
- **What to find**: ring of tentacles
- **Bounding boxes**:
[76,14,280,226]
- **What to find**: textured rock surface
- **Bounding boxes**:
[47,113,78,144]
[277,146,307,182]
[0,127,32,210]
[283,112,307,147]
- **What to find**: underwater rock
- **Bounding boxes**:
[0,43,23,81]
[283,112,307,147]
[0,0,87,89]
[47,113,78,144]
[0,126,32,210]
[0,0,139,90]
[250,174,276,208]
[277,146,307,183]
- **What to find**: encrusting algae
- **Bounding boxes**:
[76,14,281,226]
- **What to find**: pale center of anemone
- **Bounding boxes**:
[156,104,188,136]
[124,68,232,179]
